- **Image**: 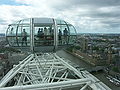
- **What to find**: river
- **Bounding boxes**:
[56,50,120,90]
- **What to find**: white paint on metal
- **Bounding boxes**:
[0,53,111,90]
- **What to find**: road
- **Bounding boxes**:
[56,50,120,90]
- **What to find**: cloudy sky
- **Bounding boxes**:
[0,0,120,33]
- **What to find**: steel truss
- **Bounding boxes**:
[0,53,111,90]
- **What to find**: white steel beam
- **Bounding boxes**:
[0,53,111,90]
[0,78,91,90]
[0,54,34,87]
[54,53,84,78]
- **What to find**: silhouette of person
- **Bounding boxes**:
[22,29,27,46]
[37,28,44,38]
[37,28,41,37]
[10,27,14,45]
[63,28,68,44]
[58,29,62,44]
[44,27,47,35]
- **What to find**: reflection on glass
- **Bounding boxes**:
[6,18,77,48]
[34,26,54,46]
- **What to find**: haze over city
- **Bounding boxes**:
[0,0,120,33]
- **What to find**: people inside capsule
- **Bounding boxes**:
[9,27,14,45]
[63,28,68,44]
[44,27,47,38]
[41,28,44,38]
[49,27,54,45]
[37,28,41,38]
[58,29,62,45]
[36,28,44,45]
[37,28,44,39]
[50,28,54,40]
[21,29,27,46]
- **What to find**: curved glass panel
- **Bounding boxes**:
[34,18,53,24]
[17,19,30,46]
[34,18,54,46]
[56,19,66,25]
[6,19,30,47]
[7,24,17,46]
[56,20,77,46]
[6,18,77,52]
[56,20,69,45]
[68,24,77,44]
[34,25,54,46]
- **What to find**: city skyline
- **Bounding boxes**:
[0,0,120,33]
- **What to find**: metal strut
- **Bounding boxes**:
[0,53,111,90]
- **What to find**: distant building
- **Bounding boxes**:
[78,37,88,52]
[107,45,112,65]
[0,53,8,60]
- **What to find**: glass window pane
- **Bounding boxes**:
[21,27,30,46]
[56,20,66,25]
[34,25,54,46]
[68,25,77,44]
[7,25,17,46]
[57,24,69,45]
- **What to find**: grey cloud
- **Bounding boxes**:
[109,23,120,28]
[1,0,120,33]
[69,0,120,7]
[53,0,120,11]
[89,12,120,18]
[14,0,120,33]
[0,19,8,25]
[101,20,120,27]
